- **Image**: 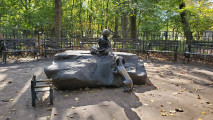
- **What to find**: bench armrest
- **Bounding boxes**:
[146,43,151,50]
[2,43,7,51]
[174,45,178,52]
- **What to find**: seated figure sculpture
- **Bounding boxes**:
[91,29,113,56]
[91,29,133,91]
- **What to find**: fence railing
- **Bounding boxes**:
[1,29,213,62]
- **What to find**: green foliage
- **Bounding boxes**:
[0,0,212,35]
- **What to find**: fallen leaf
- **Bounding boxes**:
[175,108,184,112]
[169,114,175,117]
[68,114,73,118]
[167,102,172,105]
[202,112,206,115]
[90,91,94,92]
[130,67,134,70]
[205,101,211,104]
[46,116,51,119]
[46,108,52,111]
[197,119,204,120]
[6,117,10,120]
[197,95,201,99]
[163,88,167,91]
[149,100,154,102]
[71,106,75,109]
[11,109,16,111]
[160,110,165,112]
[144,103,148,106]
[65,95,68,97]
[75,97,79,101]
[205,108,209,112]
[10,99,14,102]
[169,110,176,113]
[7,81,12,84]
[181,72,184,74]
[85,87,89,91]
[146,83,151,86]
[179,90,183,92]
[160,105,163,107]
[54,113,58,115]
[173,93,178,96]
[161,112,167,116]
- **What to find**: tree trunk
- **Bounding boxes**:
[130,13,137,39]
[89,0,92,35]
[121,14,128,38]
[130,0,137,39]
[113,16,119,38]
[71,0,74,32]
[101,0,104,30]
[55,0,62,39]
[105,0,109,29]
[179,0,193,43]
[79,0,82,32]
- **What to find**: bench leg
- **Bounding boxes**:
[3,52,7,62]
[31,80,36,107]
[146,51,150,60]
[174,52,177,63]
[44,50,47,59]
[50,88,53,105]
[187,54,190,62]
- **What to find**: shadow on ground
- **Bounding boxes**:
[0,59,156,120]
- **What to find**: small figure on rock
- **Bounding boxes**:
[91,29,113,56]
[90,29,133,91]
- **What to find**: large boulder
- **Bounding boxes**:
[44,50,147,90]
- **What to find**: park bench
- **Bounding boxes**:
[146,40,178,62]
[31,75,53,107]
[43,38,73,58]
[79,38,98,50]
[112,38,141,51]
[184,41,213,62]
[1,38,39,62]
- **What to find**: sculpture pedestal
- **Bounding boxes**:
[44,50,147,90]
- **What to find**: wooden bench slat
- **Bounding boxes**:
[35,87,50,92]
[36,80,52,82]
[35,85,53,88]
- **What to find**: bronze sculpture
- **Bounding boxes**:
[91,29,133,91]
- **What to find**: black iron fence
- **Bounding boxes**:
[0,29,213,62]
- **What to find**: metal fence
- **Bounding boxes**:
[0,29,213,62]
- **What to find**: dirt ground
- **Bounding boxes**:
[0,57,213,120]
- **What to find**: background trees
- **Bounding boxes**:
[0,0,212,38]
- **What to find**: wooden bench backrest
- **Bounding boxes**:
[113,38,140,50]
[44,38,72,49]
[79,38,99,49]
[80,38,98,44]
[188,41,213,54]
[148,40,179,51]
[3,38,36,50]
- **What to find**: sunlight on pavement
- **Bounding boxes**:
[10,68,43,106]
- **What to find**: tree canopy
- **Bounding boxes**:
[0,0,212,38]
